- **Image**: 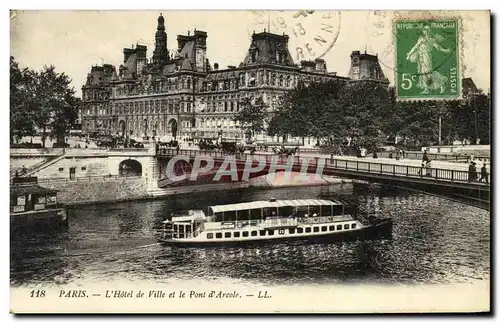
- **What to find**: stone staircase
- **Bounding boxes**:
[23,151,66,177]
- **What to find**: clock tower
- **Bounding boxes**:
[152,13,170,67]
[347,50,388,84]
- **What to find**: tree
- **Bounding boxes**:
[233,96,269,141]
[10,56,37,143]
[35,65,78,146]
[10,57,79,147]
[268,80,345,142]
[338,80,394,151]
[269,79,394,151]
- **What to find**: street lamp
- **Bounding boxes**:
[431,102,442,146]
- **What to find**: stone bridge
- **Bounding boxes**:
[156,148,490,208]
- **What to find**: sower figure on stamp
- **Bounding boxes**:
[406,24,451,94]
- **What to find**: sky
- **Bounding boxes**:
[10,10,491,97]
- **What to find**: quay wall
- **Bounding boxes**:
[36,172,350,206]
[41,177,149,205]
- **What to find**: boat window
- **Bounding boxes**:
[321,226,327,232]
[207,233,214,239]
[313,227,319,233]
[309,206,321,216]
[251,231,257,237]
[289,228,295,234]
[351,223,357,229]
[249,208,262,220]
[238,209,251,221]
[332,205,343,215]
[224,211,237,221]
[216,232,222,239]
[279,206,294,217]
[259,230,266,236]
[278,229,285,235]
[225,232,231,238]
[234,232,240,238]
[243,231,249,237]
[264,207,279,218]
[305,227,311,233]
[329,225,335,231]
[321,205,331,216]
[297,227,303,234]
[267,230,275,236]
[213,212,222,222]
[344,224,349,230]
[337,225,342,230]
[296,206,309,218]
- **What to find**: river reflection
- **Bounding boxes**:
[10,183,490,287]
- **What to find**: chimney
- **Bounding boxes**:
[123,48,134,64]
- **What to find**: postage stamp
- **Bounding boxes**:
[395,18,460,99]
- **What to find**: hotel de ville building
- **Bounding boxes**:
[81,14,388,145]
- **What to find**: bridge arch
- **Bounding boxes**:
[118,159,142,177]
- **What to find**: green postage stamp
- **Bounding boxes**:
[395,19,460,99]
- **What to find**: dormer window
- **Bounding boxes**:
[250,45,259,63]
[278,53,284,64]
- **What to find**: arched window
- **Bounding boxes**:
[279,75,284,87]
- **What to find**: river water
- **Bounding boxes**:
[10,183,490,287]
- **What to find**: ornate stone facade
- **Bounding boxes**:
[81,14,386,143]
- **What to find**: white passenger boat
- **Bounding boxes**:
[159,199,393,247]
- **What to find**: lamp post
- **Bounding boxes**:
[438,113,442,146]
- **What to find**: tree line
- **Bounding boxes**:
[235,79,490,151]
[10,56,80,147]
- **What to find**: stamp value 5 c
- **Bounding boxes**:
[395,19,460,99]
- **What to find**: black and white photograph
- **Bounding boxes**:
[8,8,491,314]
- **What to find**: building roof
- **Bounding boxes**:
[209,199,341,213]
[240,31,295,67]
[10,184,59,196]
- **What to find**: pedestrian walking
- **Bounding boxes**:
[418,161,425,176]
[425,160,432,177]
[479,164,488,183]
[422,150,429,163]
[471,162,478,181]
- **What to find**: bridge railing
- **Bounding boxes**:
[376,151,490,163]
[157,149,490,186]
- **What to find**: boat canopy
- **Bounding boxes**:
[208,199,341,214]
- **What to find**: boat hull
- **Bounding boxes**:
[159,218,393,248]
[10,208,68,230]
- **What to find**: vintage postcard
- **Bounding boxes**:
[9,10,491,314]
